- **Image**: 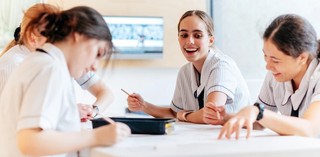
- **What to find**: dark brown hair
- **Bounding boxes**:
[26,6,114,65]
[263,14,319,59]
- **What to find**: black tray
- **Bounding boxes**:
[91,117,175,135]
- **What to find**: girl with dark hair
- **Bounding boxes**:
[218,14,320,139]
[0,5,130,157]
[126,10,251,124]
[0,3,115,123]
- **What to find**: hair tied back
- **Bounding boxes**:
[14,26,21,42]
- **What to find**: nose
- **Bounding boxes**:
[265,59,273,71]
[187,36,195,44]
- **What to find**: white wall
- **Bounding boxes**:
[213,0,320,78]
[76,68,179,116]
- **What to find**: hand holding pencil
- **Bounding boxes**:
[94,119,131,146]
[122,89,146,112]
[203,102,225,125]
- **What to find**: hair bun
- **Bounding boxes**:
[14,26,21,42]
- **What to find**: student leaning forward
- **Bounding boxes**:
[0,5,130,157]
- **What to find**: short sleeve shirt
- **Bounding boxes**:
[170,48,251,113]
[258,58,320,117]
[0,43,80,157]
[0,45,29,95]
[0,45,98,96]
[76,71,99,90]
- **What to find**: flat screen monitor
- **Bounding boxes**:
[104,16,164,59]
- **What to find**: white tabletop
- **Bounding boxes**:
[89,122,320,157]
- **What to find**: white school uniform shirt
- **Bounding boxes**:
[0,45,30,95]
[76,71,99,90]
[170,48,251,113]
[0,45,99,96]
[0,43,80,157]
[257,58,320,117]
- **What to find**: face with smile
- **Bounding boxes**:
[263,39,308,83]
[178,15,214,65]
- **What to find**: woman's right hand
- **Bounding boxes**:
[127,93,145,112]
[94,122,131,146]
[218,106,258,140]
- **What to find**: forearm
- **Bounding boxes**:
[89,82,114,111]
[92,90,114,111]
[17,128,96,156]
[177,110,205,124]
[185,111,205,123]
[186,110,233,124]
[253,121,265,130]
[258,109,315,137]
[142,101,175,118]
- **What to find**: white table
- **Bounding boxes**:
[89,122,320,157]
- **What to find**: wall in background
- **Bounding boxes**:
[47,0,208,68]
[74,68,179,116]
[212,0,320,80]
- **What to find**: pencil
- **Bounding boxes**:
[214,103,220,120]
[121,88,146,107]
[216,110,220,120]
[121,88,130,95]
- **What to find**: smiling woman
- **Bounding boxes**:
[125,10,251,125]
[218,14,320,140]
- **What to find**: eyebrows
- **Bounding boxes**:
[179,29,203,33]
[262,49,281,61]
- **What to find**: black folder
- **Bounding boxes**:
[91,117,175,135]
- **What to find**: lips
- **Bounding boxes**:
[185,48,198,53]
[272,72,281,77]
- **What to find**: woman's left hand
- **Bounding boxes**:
[203,102,225,125]
[218,106,258,139]
[78,104,94,122]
